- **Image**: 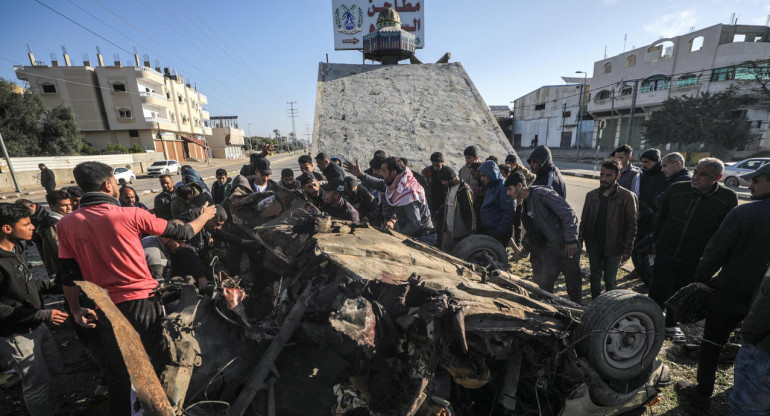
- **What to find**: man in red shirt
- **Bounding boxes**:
[58,161,215,416]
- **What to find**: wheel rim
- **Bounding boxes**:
[725,177,739,187]
[464,248,502,269]
[601,312,656,370]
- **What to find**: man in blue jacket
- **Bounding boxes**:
[477,161,516,245]
[505,171,582,304]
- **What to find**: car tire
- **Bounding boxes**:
[118,178,126,186]
[575,290,664,387]
[451,234,508,269]
[724,176,740,188]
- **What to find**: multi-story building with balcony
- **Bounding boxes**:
[15,50,212,161]
[588,23,770,152]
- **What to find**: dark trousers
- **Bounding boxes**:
[530,246,583,304]
[99,297,165,416]
[649,254,697,327]
[513,204,523,245]
[631,235,653,285]
[587,250,621,299]
[697,295,749,396]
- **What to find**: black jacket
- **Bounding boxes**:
[741,266,770,354]
[654,168,692,212]
[40,168,56,190]
[528,146,567,199]
[0,245,49,337]
[695,197,770,304]
[323,163,345,182]
[521,186,579,254]
[653,181,737,264]
[345,186,381,226]
[422,166,447,218]
[154,190,174,220]
[636,164,666,236]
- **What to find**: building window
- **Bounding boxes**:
[677,74,698,87]
[117,109,133,119]
[166,92,171,99]
[41,83,56,94]
[689,36,704,52]
[535,103,546,110]
[621,86,633,96]
[735,61,770,81]
[711,67,735,82]
[112,82,126,92]
[170,113,175,122]
[129,130,139,137]
[562,111,571,118]
[645,41,674,62]
[640,75,670,92]
[596,90,611,100]
[603,62,612,74]
[178,95,183,103]
[625,55,636,67]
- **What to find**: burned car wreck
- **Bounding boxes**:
[79,185,669,416]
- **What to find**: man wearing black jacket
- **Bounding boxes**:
[676,163,770,405]
[38,164,56,194]
[527,145,567,199]
[316,152,345,181]
[343,177,381,226]
[422,152,446,227]
[630,149,665,284]
[0,203,68,416]
[650,158,737,342]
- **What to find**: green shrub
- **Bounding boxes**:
[103,143,130,154]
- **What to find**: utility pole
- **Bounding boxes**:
[0,132,21,192]
[247,123,253,152]
[625,79,639,145]
[575,71,588,161]
[287,101,297,152]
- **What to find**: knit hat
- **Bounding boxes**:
[344,176,359,190]
[297,172,316,187]
[321,179,346,193]
[640,148,661,163]
[438,166,456,182]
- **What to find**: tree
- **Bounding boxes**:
[496,116,513,140]
[642,90,753,157]
[0,78,83,156]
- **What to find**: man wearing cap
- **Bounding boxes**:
[438,166,475,252]
[297,155,325,182]
[343,177,381,226]
[527,145,567,199]
[298,172,323,207]
[252,158,277,193]
[650,158,737,344]
[240,144,275,177]
[676,162,770,406]
[315,152,345,181]
[458,146,481,195]
[422,152,447,231]
[279,169,299,190]
[504,171,582,304]
[612,144,641,197]
[629,148,666,284]
[321,179,360,223]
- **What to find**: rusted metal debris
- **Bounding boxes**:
[74,280,175,416]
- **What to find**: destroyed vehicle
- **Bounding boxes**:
[85,185,669,416]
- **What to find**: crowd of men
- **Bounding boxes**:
[1,142,769,415]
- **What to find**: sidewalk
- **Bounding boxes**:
[559,167,753,201]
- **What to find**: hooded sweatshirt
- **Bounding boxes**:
[177,169,211,194]
[527,146,566,199]
[0,244,51,337]
[478,161,516,239]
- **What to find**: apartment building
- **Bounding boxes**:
[15,50,212,161]
[588,23,770,151]
[207,116,245,159]
[512,79,593,149]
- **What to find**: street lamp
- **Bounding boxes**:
[247,123,253,152]
[575,71,588,161]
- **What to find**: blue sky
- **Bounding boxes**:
[1,0,768,139]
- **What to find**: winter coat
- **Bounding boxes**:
[458,164,480,195]
[741,266,770,354]
[211,178,234,205]
[323,163,346,182]
[0,245,50,337]
[154,190,174,220]
[422,165,447,217]
[170,182,214,219]
[695,196,770,305]
[618,164,641,196]
[636,163,666,236]
[441,180,476,251]
[654,168,692,212]
[345,186,381,226]
[528,146,567,199]
[478,161,516,240]
[40,168,56,190]
[579,183,638,257]
[358,172,433,237]
[520,186,579,254]
[653,182,737,264]
[36,213,62,276]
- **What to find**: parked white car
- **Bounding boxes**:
[722,158,770,187]
[147,160,181,176]
[113,167,136,185]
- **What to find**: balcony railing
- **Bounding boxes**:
[139,91,167,100]
[145,116,172,124]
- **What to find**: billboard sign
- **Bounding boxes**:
[332,1,424,50]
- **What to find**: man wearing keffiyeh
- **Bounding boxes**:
[345,156,436,245]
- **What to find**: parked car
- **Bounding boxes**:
[113,167,136,185]
[722,157,770,187]
[147,160,181,176]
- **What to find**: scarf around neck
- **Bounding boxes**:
[79,192,121,207]
[385,169,426,207]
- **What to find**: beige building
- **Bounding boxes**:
[206,116,245,159]
[15,50,212,161]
